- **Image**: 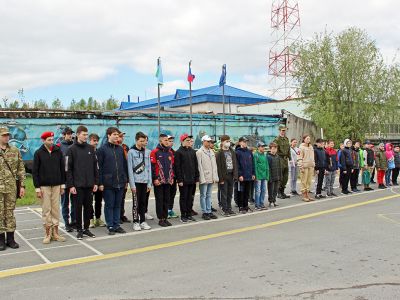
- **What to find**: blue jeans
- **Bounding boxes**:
[255,180,266,207]
[103,187,124,230]
[199,183,213,213]
[385,169,392,186]
[61,191,76,225]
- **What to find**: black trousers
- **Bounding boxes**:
[268,181,279,203]
[191,183,196,211]
[316,168,325,195]
[371,168,376,182]
[133,183,147,223]
[219,173,234,212]
[93,190,103,219]
[154,184,171,220]
[145,190,150,213]
[350,168,360,189]
[392,168,400,184]
[120,188,128,219]
[179,183,196,218]
[340,168,351,192]
[73,187,93,231]
[237,180,252,209]
[169,180,177,210]
[234,181,239,206]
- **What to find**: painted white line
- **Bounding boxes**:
[0,249,36,257]
[90,187,398,242]
[27,207,103,256]
[38,244,82,251]
[14,230,51,264]
[16,218,43,223]
[0,244,82,258]
[17,227,43,232]
[14,208,30,212]
[14,211,36,216]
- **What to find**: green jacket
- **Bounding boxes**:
[253,151,270,181]
[375,149,388,170]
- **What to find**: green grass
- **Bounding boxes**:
[16,175,40,207]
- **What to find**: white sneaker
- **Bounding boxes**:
[132,222,142,231]
[140,222,151,230]
[145,213,154,220]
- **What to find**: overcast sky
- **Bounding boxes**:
[1,0,399,104]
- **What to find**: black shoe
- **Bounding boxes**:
[180,217,189,223]
[202,213,211,220]
[121,216,130,223]
[165,220,172,226]
[83,229,96,238]
[191,209,198,216]
[115,227,126,234]
[158,220,168,227]
[341,190,350,195]
[228,209,237,216]
[5,232,19,249]
[108,229,116,235]
[0,233,6,251]
[273,202,279,207]
[291,191,299,195]
[221,211,231,217]
[239,208,247,214]
[65,224,73,232]
[379,184,386,189]
[211,207,217,212]
[76,231,83,240]
[187,215,196,222]
[209,213,218,219]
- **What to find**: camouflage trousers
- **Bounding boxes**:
[0,192,16,233]
[279,157,289,192]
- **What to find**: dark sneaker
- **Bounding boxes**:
[115,227,126,234]
[82,229,96,238]
[273,202,279,207]
[158,220,168,227]
[228,210,237,215]
[180,217,189,223]
[211,207,217,212]
[108,229,116,235]
[187,215,196,222]
[202,213,210,220]
[341,190,350,194]
[260,205,268,210]
[209,213,218,219]
[291,191,299,195]
[221,211,231,217]
[191,209,199,216]
[76,231,83,240]
[240,208,247,214]
[165,220,172,226]
[65,224,73,232]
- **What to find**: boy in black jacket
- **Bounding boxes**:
[267,142,281,207]
[339,139,354,194]
[66,126,99,240]
[33,131,66,244]
[175,134,199,223]
[314,138,328,199]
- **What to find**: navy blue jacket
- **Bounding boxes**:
[235,147,255,181]
[339,147,354,170]
[96,142,128,189]
[314,146,328,170]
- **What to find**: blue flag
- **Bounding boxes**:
[219,64,226,87]
[155,57,163,85]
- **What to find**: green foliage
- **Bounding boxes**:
[294,27,400,143]
[51,98,63,110]
[33,99,49,109]
[16,176,38,207]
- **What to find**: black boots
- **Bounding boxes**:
[0,233,5,251]
[6,232,19,249]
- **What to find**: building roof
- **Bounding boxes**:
[119,85,275,110]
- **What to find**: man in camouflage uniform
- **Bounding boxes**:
[273,124,291,199]
[0,127,26,250]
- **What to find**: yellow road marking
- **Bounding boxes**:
[0,194,398,279]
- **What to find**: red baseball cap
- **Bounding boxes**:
[180,133,193,142]
[41,131,54,140]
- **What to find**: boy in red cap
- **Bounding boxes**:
[33,131,66,244]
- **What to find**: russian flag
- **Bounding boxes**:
[187,63,195,83]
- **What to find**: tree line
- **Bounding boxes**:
[0,96,120,111]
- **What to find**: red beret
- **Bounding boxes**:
[41,131,54,140]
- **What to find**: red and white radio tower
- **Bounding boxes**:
[268,0,301,100]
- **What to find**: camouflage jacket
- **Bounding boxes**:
[0,145,26,193]
[273,136,291,161]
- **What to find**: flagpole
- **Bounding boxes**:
[157,82,161,136]
[189,61,193,136]
[222,83,226,135]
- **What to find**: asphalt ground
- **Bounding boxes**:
[1,181,400,299]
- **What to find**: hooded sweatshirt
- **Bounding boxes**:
[340,139,353,170]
